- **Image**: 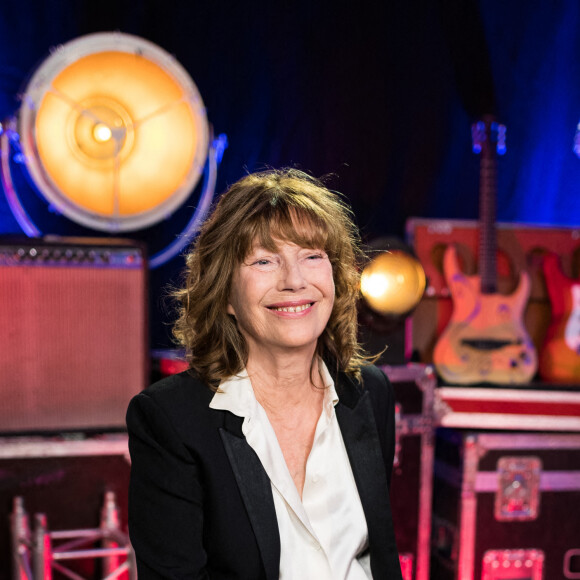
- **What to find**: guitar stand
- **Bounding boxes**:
[10,492,136,580]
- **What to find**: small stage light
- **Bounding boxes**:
[361,249,426,316]
[358,239,427,364]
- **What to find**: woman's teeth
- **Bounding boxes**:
[271,303,312,313]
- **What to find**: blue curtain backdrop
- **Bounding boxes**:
[1,0,579,347]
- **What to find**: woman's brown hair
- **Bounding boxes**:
[172,168,369,389]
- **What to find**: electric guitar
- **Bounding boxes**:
[433,116,538,385]
[538,252,580,382]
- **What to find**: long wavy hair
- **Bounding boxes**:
[172,168,370,389]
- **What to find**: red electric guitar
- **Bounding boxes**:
[433,116,538,385]
[538,252,580,382]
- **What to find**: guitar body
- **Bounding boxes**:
[538,252,580,382]
[433,245,538,385]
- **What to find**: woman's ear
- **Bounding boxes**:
[226,302,236,317]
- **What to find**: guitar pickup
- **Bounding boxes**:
[461,338,523,350]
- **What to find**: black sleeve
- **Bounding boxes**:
[126,393,209,579]
[382,369,397,488]
[364,365,397,488]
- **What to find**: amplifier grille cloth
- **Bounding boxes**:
[0,259,147,431]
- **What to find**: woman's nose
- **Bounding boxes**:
[278,259,306,290]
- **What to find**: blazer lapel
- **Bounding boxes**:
[335,379,401,579]
[218,413,280,580]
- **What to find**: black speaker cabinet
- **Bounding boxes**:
[0,237,148,433]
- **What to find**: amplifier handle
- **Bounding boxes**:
[564,549,580,579]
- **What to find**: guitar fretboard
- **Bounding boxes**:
[473,115,504,295]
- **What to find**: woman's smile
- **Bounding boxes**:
[267,301,314,314]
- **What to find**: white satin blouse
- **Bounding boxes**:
[210,363,372,579]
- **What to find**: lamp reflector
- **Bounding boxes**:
[18,32,209,232]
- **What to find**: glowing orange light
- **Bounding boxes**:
[360,251,426,316]
[19,33,209,232]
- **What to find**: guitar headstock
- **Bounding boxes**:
[471,116,507,156]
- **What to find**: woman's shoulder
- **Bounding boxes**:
[131,370,214,415]
[126,370,229,462]
[360,364,391,389]
[146,369,207,393]
[334,363,393,410]
[359,364,395,410]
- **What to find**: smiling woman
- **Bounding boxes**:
[172,168,366,388]
[126,168,403,580]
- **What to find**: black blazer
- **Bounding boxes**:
[126,365,403,579]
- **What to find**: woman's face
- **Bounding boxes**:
[227,238,335,360]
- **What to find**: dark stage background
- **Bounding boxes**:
[1,0,580,349]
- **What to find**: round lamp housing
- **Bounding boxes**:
[18,32,209,232]
[360,250,426,316]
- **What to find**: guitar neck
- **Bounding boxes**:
[475,115,501,295]
[479,147,497,294]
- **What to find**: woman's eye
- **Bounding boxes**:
[304,251,326,262]
[249,257,278,270]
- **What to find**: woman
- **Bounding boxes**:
[127,168,403,579]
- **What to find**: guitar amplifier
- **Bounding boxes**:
[0,237,148,433]
[406,218,580,366]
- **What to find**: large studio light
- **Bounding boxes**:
[15,32,210,233]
